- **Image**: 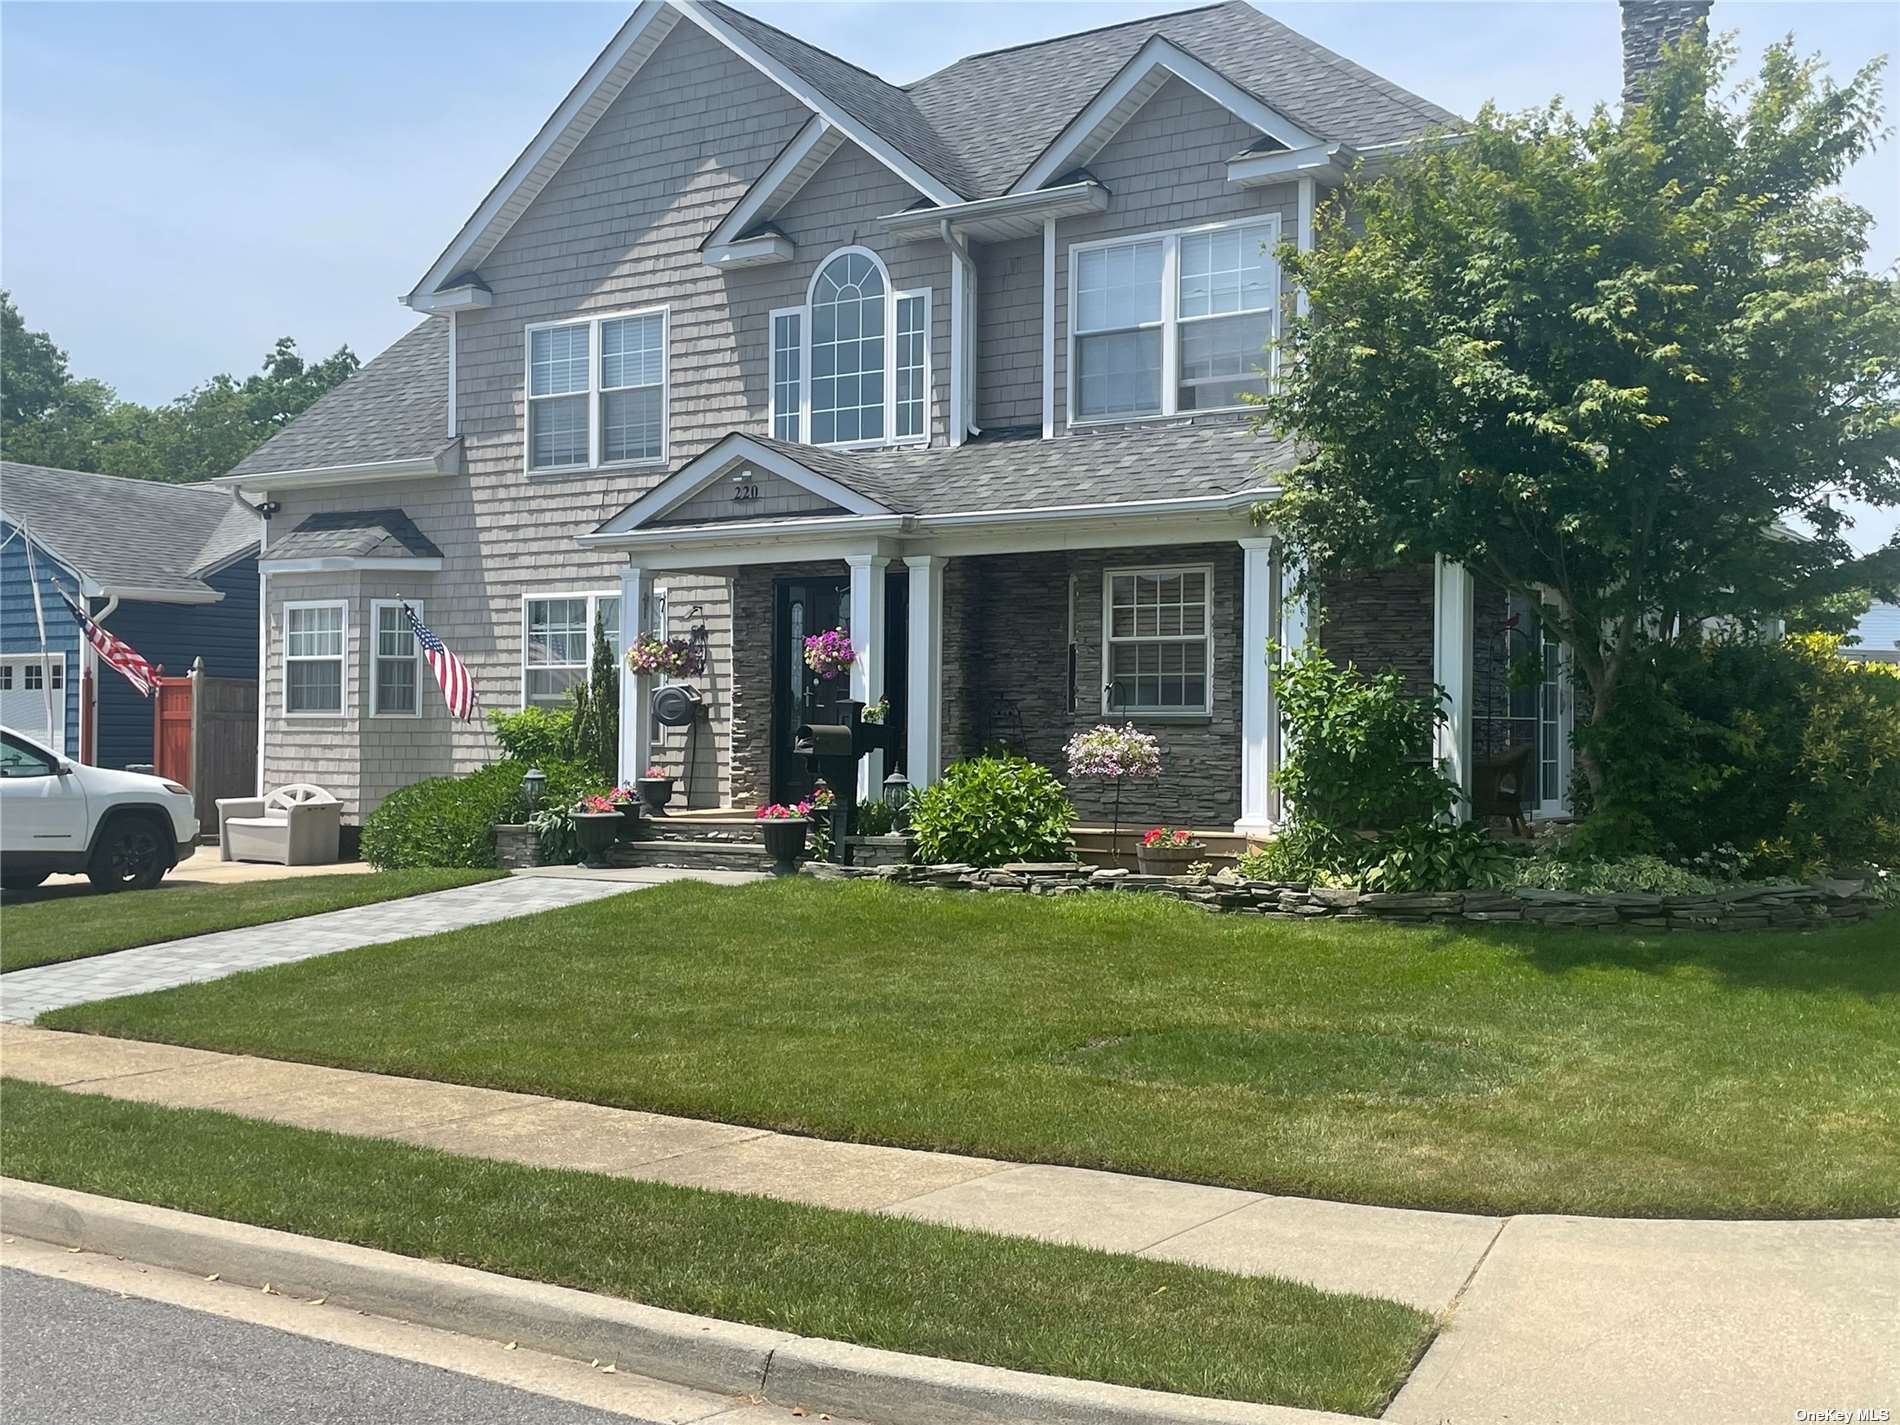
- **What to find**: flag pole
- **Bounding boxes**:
[20,526,58,749]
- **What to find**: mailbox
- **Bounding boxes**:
[793,699,900,863]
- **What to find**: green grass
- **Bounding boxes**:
[42,879,1900,1218]
[0,869,502,974]
[0,1079,1431,1417]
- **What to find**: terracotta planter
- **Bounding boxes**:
[1136,842,1202,877]
[571,811,621,868]
[759,817,810,876]
[636,776,675,816]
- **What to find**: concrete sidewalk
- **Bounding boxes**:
[4,1025,1894,1425]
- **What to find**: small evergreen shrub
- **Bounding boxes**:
[909,755,1075,867]
[488,706,575,767]
[362,758,602,870]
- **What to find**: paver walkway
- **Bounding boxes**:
[0,868,754,1023]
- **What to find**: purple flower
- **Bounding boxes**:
[1063,724,1161,780]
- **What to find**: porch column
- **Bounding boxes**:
[846,552,888,802]
[1271,542,1309,824]
[904,555,944,788]
[1237,538,1275,837]
[1432,555,1474,820]
[617,564,652,788]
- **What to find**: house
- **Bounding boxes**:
[0,461,261,776]
[1844,602,1900,664]
[221,0,1693,833]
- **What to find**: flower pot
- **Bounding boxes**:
[636,776,675,816]
[616,802,642,837]
[1136,843,1201,877]
[759,817,810,876]
[572,811,622,868]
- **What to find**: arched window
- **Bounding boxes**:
[809,251,886,445]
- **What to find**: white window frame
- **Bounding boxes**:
[1068,214,1280,429]
[282,599,348,719]
[770,247,930,450]
[1101,563,1215,719]
[520,589,622,709]
[523,305,670,476]
[368,599,423,719]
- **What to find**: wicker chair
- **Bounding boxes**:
[1472,743,1536,836]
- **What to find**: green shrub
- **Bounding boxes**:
[1273,644,1458,833]
[1575,635,1900,873]
[1513,854,1721,896]
[488,706,575,767]
[362,758,603,870]
[909,755,1075,867]
[568,608,620,786]
[1363,820,1516,892]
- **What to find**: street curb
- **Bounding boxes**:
[0,1178,1361,1425]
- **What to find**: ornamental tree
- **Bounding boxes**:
[1258,33,1900,801]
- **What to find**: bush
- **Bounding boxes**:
[1575,635,1900,873]
[909,755,1075,867]
[488,706,574,767]
[1362,820,1516,891]
[1513,853,1720,896]
[362,758,602,870]
[1273,644,1458,833]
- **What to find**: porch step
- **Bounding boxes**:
[636,815,764,845]
[602,838,775,873]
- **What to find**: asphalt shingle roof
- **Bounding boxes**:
[906,0,1461,196]
[266,509,445,563]
[0,462,260,598]
[227,320,453,479]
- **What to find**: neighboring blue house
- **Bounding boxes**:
[0,461,260,767]
[1845,601,1900,664]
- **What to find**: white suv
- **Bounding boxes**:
[0,726,199,892]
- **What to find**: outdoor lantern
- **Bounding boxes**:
[883,768,911,829]
[521,767,547,816]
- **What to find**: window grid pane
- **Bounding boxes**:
[810,253,886,445]
[600,313,664,392]
[286,606,342,658]
[1077,329,1162,418]
[602,386,662,464]
[529,394,589,469]
[772,313,802,441]
[530,324,589,397]
[1075,239,1163,334]
[895,295,925,439]
[1178,223,1273,320]
[286,660,342,714]
[1106,569,1211,712]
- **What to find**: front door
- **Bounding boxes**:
[771,576,851,804]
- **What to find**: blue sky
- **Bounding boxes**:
[4,1,1896,548]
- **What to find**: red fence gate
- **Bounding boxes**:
[152,676,193,785]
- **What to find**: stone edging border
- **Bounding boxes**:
[805,862,1884,931]
[0,1178,1356,1425]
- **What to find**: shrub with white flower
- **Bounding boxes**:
[1063,723,1161,860]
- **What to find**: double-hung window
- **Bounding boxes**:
[370,601,421,717]
[526,307,667,473]
[1070,216,1278,424]
[769,248,929,449]
[1103,566,1213,716]
[522,591,622,708]
[284,601,346,716]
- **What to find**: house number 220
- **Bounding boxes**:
[732,482,761,502]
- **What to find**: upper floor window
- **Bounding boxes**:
[1070,216,1278,425]
[770,249,929,450]
[526,307,667,473]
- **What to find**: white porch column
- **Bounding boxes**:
[1271,542,1309,825]
[1432,555,1474,820]
[846,552,888,801]
[617,565,652,788]
[904,555,944,788]
[1237,538,1275,837]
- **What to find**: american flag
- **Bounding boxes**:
[59,589,156,697]
[403,602,477,720]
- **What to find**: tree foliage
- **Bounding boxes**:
[1,290,359,483]
[1258,34,1900,798]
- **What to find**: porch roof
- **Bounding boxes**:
[595,417,1297,540]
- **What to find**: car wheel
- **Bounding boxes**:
[0,871,50,891]
[87,817,169,892]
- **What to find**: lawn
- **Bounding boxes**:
[0,869,502,973]
[41,878,1899,1217]
[0,1080,1431,1415]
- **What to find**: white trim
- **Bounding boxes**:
[949,251,967,448]
[446,311,458,437]
[281,599,348,720]
[524,304,670,476]
[1236,538,1274,835]
[1011,34,1319,195]
[1296,177,1314,321]
[1432,557,1474,818]
[1066,214,1281,430]
[846,552,889,799]
[768,305,805,444]
[1100,562,1216,719]
[258,556,443,576]
[879,181,1108,244]
[369,599,424,719]
[1041,219,1056,440]
[1227,141,1357,189]
[422,284,493,312]
[904,554,944,787]
[797,246,929,451]
[599,434,891,535]
[617,566,652,784]
[255,520,267,794]
[893,286,931,444]
[702,116,837,261]
[211,453,454,496]
[520,588,621,711]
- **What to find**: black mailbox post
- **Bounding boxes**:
[793,698,900,863]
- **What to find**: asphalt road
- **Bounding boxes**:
[0,1268,655,1425]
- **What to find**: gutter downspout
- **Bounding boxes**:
[940,219,981,447]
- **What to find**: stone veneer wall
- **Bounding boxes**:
[1315,566,1436,696]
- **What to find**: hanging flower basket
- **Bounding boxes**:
[626,634,705,678]
[803,627,856,681]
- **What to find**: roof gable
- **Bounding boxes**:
[596,433,894,535]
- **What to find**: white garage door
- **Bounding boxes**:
[0,653,67,749]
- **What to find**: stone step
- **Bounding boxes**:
[603,839,776,873]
